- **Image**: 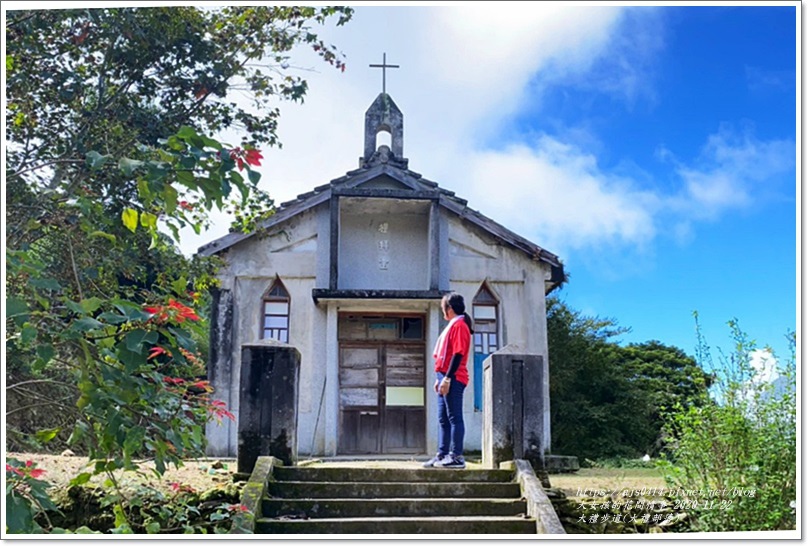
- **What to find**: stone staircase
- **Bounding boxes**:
[254,465,539,534]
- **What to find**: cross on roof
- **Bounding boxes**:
[369,52,399,95]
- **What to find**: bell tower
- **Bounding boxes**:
[361,53,408,168]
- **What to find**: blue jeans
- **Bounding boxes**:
[437,372,465,457]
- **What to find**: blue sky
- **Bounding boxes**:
[183,3,799,369]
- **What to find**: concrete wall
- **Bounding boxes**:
[445,215,552,454]
[338,199,430,290]
[207,200,552,457]
[207,206,326,457]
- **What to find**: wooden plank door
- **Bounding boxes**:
[382,343,426,453]
[338,344,381,454]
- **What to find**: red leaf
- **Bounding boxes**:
[149,346,169,360]
[245,149,263,167]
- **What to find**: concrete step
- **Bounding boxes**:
[275,466,514,483]
[267,480,522,499]
[255,515,537,534]
[262,497,528,518]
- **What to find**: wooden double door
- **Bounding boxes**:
[338,334,426,454]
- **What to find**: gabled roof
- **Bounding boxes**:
[197,161,565,290]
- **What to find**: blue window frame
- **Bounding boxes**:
[472,284,499,411]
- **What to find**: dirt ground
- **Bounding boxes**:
[548,468,667,498]
[6,452,236,494]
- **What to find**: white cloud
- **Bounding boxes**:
[180,5,794,265]
[749,348,778,384]
[670,124,795,220]
[461,136,659,253]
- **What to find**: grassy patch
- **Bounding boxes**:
[550,468,666,498]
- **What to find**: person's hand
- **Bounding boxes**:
[434,379,440,394]
[438,377,451,396]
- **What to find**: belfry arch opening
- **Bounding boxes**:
[376,129,392,150]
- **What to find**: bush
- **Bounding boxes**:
[660,316,796,532]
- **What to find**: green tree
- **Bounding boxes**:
[5,6,352,532]
[547,296,637,461]
[612,340,712,455]
[547,297,711,461]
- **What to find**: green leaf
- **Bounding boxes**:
[166,221,181,242]
[6,54,13,72]
[21,324,37,344]
[176,170,195,188]
[80,297,104,314]
[29,277,61,291]
[7,493,36,533]
[180,155,196,170]
[164,184,178,215]
[200,135,222,150]
[86,150,110,170]
[121,208,139,233]
[65,300,85,314]
[35,427,61,443]
[112,299,151,321]
[69,472,93,487]
[73,317,104,331]
[119,157,144,176]
[123,427,146,459]
[145,522,161,534]
[168,326,195,351]
[124,329,158,354]
[89,230,117,243]
[140,211,157,229]
[36,343,55,364]
[172,276,188,296]
[248,169,261,185]
[176,126,197,140]
[97,311,128,324]
[6,297,29,323]
[117,344,144,372]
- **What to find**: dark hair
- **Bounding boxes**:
[442,292,474,333]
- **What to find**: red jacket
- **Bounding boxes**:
[433,317,471,386]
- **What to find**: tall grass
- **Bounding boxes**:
[660,314,796,531]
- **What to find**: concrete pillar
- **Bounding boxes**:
[324,302,339,456]
[206,288,234,457]
[237,342,300,474]
[424,302,442,455]
[482,345,546,470]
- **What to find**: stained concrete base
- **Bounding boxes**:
[543,455,580,474]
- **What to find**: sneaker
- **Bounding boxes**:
[435,455,466,469]
[422,454,448,468]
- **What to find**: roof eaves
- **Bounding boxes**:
[438,195,561,269]
[197,189,332,256]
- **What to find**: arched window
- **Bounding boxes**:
[472,283,499,411]
[261,278,290,343]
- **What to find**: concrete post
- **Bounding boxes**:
[324,303,339,456]
[205,288,234,457]
[237,342,301,474]
[482,345,546,470]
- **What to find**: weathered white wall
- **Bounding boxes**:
[206,206,328,457]
[338,199,430,290]
[445,215,552,454]
[207,200,553,457]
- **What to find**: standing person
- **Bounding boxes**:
[423,293,473,469]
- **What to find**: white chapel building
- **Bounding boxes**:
[200,90,565,458]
